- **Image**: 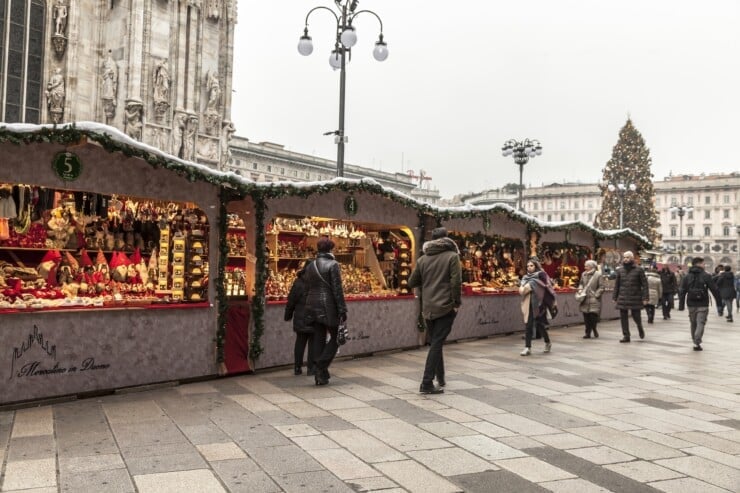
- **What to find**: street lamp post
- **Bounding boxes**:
[501,139,542,211]
[607,182,637,229]
[298,1,388,178]
[670,205,693,267]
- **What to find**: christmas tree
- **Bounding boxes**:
[594,118,659,242]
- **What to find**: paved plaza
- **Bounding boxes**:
[2,310,740,492]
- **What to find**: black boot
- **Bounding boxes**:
[294,365,302,376]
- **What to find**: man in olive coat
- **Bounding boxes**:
[612,251,649,343]
[408,227,462,394]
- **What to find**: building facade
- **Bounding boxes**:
[227,136,443,204]
[1,0,236,166]
[457,173,740,269]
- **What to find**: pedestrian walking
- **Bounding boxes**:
[716,265,737,322]
[678,257,721,351]
[735,271,740,313]
[408,227,462,394]
[659,266,678,320]
[577,260,604,338]
[645,266,663,324]
[284,261,315,376]
[612,251,649,343]
[304,237,347,386]
[519,258,557,355]
[713,265,724,315]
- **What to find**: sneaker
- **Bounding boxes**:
[619,337,631,343]
[544,343,552,353]
[593,329,599,338]
[693,344,703,351]
[419,384,444,394]
[437,378,446,388]
[638,328,645,339]
[520,347,531,356]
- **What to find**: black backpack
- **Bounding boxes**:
[687,274,707,302]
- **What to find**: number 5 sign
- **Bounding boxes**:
[52,152,82,181]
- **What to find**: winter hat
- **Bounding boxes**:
[79,248,94,267]
[131,248,142,265]
[431,227,448,239]
[41,249,62,264]
[64,251,79,271]
[95,249,108,269]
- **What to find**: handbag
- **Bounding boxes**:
[337,322,348,345]
[576,272,599,304]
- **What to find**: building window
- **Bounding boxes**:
[687,211,694,220]
[236,159,241,165]
[587,200,593,208]
[574,213,579,221]
[292,170,297,177]
[704,226,711,236]
[671,197,677,206]
[723,226,730,236]
[687,196,694,205]
[252,162,258,170]
[687,226,693,237]
[670,226,676,237]
[305,172,310,179]
[280,167,285,175]
[655,198,660,207]
[573,201,579,209]
[704,210,710,219]
[588,213,593,221]
[705,196,711,204]
[560,214,565,221]
[723,209,730,219]
[547,214,552,221]
[547,201,553,210]
[724,194,730,204]
[0,0,46,123]
[671,212,676,220]
[560,201,566,209]
[533,203,538,211]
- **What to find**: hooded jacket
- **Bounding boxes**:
[716,270,737,300]
[678,265,720,308]
[407,237,462,320]
[646,271,663,306]
[284,264,312,333]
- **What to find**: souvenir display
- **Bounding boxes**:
[0,182,210,311]
[451,232,526,293]
[541,243,591,288]
[264,215,412,300]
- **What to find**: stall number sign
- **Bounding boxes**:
[344,195,358,216]
[52,152,82,181]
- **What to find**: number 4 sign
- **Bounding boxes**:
[52,151,82,181]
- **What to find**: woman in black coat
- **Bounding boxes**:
[659,266,678,320]
[284,262,314,375]
[303,237,347,386]
[716,265,737,322]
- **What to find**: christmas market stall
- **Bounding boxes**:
[0,123,238,405]
[226,180,428,370]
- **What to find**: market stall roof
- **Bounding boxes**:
[0,121,651,249]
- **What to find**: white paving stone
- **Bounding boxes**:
[408,447,499,476]
[418,420,480,438]
[539,478,614,492]
[229,393,280,413]
[568,426,684,460]
[354,418,450,452]
[605,460,684,482]
[58,453,126,473]
[325,429,406,463]
[374,459,463,493]
[448,435,527,461]
[306,396,369,411]
[308,448,380,480]
[1,458,56,490]
[273,423,321,438]
[11,406,53,437]
[495,456,577,482]
[196,442,247,461]
[567,446,636,465]
[654,456,740,491]
[648,477,732,493]
[532,432,598,449]
[134,469,226,493]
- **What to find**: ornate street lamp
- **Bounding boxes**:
[607,182,637,229]
[670,205,693,266]
[298,1,388,178]
[501,139,542,211]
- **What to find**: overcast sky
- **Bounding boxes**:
[231,0,740,198]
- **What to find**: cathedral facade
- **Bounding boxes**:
[0,0,236,167]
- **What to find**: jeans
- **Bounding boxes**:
[421,311,456,386]
[312,323,338,378]
[661,293,674,318]
[294,332,314,369]
[525,305,550,348]
[645,304,656,323]
[688,306,708,345]
[619,309,643,338]
[721,298,735,319]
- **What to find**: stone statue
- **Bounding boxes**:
[220,121,235,166]
[173,113,186,158]
[46,68,65,123]
[153,58,170,103]
[183,115,198,160]
[53,0,67,36]
[101,52,118,100]
[206,0,220,20]
[205,71,221,113]
[124,101,144,140]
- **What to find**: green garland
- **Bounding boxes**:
[215,190,230,363]
[249,193,268,361]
